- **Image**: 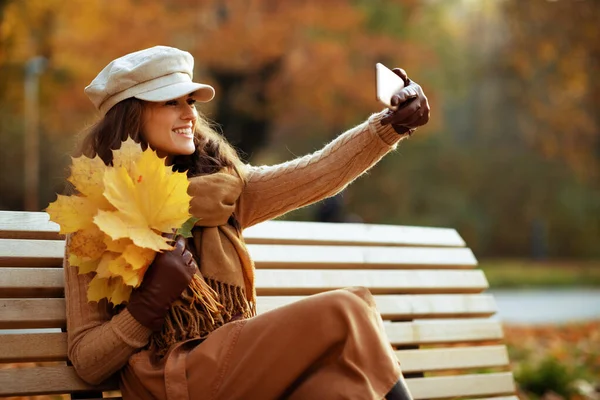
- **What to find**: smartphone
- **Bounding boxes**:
[375,63,405,111]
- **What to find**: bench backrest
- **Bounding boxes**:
[0,210,517,399]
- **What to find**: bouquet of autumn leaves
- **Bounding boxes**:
[46,138,197,305]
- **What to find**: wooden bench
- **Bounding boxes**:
[0,210,517,399]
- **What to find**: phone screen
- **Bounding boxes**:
[375,63,405,110]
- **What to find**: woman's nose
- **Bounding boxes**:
[182,104,197,122]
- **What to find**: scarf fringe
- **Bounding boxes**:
[148,275,256,358]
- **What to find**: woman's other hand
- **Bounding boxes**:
[127,236,198,331]
[380,68,430,135]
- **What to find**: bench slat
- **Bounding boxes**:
[255,269,488,295]
[258,294,497,318]
[0,239,477,269]
[0,365,513,398]
[247,245,477,269]
[0,268,489,298]
[386,319,504,345]
[244,220,466,247]
[0,211,467,247]
[396,345,510,372]
[408,373,516,399]
[0,299,66,329]
[0,333,67,362]
[0,239,65,267]
[0,211,62,240]
[0,294,497,330]
[0,268,64,298]
[0,365,117,397]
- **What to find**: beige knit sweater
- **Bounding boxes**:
[64,111,406,385]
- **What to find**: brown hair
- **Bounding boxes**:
[76,97,245,178]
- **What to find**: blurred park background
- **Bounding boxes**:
[0,0,598,398]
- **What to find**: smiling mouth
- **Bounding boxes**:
[172,128,194,137]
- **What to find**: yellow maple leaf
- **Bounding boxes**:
[95,252,119,279]
[104,236,134,253]
[112,263,146,287]
[131,150,191,233]
[87,275,132,305]
[110,282,133,305]
[94,148,191,251]
[112,137,143,172]
[69,225,107,260]
[87,275,111,303]
[101,252,140,286]
[95,210,171,251]
[68,254,100,275]
[96,243,154,289]
[67,155,112,209]
[122,244,156,271]
[46,195,97,234]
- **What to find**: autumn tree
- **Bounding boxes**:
[498,0,599,183]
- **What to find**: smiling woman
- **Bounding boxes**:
[62,45,430,400]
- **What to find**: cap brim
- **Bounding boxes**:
[135,82,215,103]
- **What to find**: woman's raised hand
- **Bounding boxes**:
[380,68,430,135]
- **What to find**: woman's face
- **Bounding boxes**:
[141,93,198,162]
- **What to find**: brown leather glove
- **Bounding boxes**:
[380,68,430,135]
[127,236,197,331]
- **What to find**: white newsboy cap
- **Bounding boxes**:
[85,45,215,115]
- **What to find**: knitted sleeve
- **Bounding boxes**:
[64,236,152,385]
[236,110,408,229]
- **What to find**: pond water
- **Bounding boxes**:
[489,288,600,324]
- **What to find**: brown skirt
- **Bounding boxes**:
[120,287,401,400]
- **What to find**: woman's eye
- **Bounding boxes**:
[187,99,197,106]
[165,100,178,106]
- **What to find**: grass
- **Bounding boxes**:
[478,259,600,288]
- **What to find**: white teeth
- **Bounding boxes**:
[173,128,193,136]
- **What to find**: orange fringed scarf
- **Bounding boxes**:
[148,171,257,357]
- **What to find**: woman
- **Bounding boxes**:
[65,45,429,400]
